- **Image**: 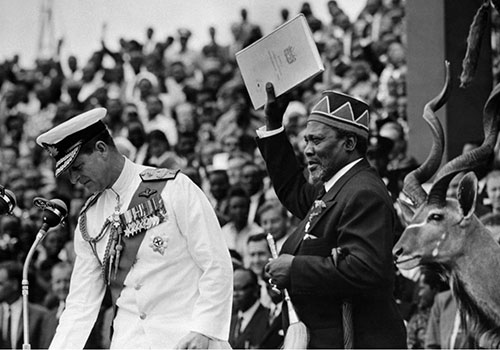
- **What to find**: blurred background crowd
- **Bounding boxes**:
[3,0,500,348]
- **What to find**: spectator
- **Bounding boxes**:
[259,271,285,349]
[240,162,266,225]
[215,83,262,146]
[39,261,73,348]
[378,118,418,200]
[143,94,178,147]
[207,169,231,225]
[377,41,407,112]
[407,268,446,349]
[126,120,149,164]
[35,226,67,300]
[257,200,291,253]
[0,216,22,263]
[165,28,200,79]
[221,186,262,258]
[201,26,227,65]
[145,129,181,169]
[229,268,270,349]
[321,36,352,90]
[480,170,500,242]
[245,233,273,307]
[425,290,477,349]
[0,260,47,349]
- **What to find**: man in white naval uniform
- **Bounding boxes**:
[36,108,233,349]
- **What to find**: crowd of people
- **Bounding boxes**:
[2,0,500,348]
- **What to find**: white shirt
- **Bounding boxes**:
[50,158,233,349]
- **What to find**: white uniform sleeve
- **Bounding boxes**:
[49,222,106,349]
[166,174,233,340]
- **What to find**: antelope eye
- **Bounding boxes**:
[428,213,443,221]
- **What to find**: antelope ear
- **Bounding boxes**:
[396,198,415,225]
[457,171,478,219]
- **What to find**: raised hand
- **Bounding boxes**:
[264,82,290,131]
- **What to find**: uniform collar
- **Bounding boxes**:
[110,157,137,196]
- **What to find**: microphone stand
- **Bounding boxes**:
[22,198,67,349]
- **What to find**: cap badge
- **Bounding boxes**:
[43,143,59,158]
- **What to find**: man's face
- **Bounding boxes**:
[260,208,287,241]
[43,229,66,257]
[128,123,145,147]
[417,276,436,309]
[0,269,17,303]
[209,172,229,201]
[232,270,259,312]
[247,240,271,276]
[241,165,262,196]
[303,121,348,184]
[68,150,109,193]
[228,196,249,226]
[146,97,163,117]
[51,266,72,302]
[487,176,500,211]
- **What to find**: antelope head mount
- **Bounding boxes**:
[393,63,500,344]
[393,65,500,270]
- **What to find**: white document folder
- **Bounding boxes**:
[236,13,325,110]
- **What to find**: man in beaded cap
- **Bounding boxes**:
[257,83,407,348]
[36,108,233,349]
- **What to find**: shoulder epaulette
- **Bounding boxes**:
[79,191,103,216]
[140,168,180,182]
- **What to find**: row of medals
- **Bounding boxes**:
[105,195,167,283]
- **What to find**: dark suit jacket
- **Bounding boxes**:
[257,132,406,349]
[0,303,47,350]
[258,309,284,349]
[229,304,270,349]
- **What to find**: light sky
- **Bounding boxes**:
[0,0,366,67]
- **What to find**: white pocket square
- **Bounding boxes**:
[303,233,318,240]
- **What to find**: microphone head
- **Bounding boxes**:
[43,199,68,228]
[0,188,17,215]
[48,199,68,217]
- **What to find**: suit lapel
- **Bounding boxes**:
[281,159,371,255]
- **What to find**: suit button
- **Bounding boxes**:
[135,283,142,290]
[140,312,147,320]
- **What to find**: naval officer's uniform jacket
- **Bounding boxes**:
[49,158,233,349]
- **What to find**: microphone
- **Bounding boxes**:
[22,197,68,349]
[33,197,68,234]
[0,185,17,215]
